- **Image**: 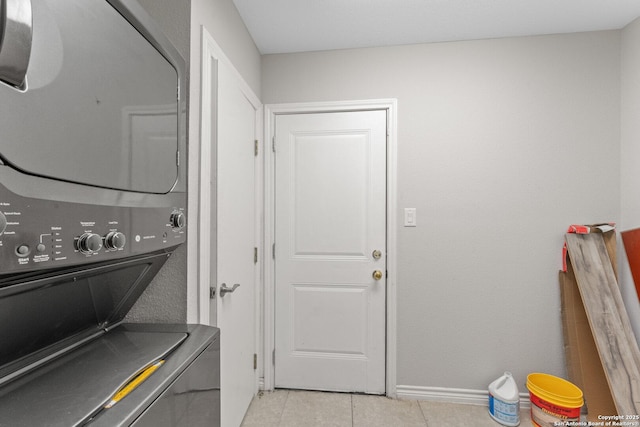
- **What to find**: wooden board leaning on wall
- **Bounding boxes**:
[565,232,640,416]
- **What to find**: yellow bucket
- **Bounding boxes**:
[526,373,583,427]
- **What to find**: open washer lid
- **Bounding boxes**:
[0,247,178,381]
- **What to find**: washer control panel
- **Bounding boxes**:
[0,184,186,275]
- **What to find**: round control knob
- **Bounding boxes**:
[77,233,102,254]
[104,231,126,250]
[0,212,6,235]
[170,211,186,230]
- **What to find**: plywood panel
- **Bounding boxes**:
[621,228,640,302]
[602,230,618,280]
[565,233,640,415]
[559,261,616,421]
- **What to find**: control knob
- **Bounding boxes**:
[170,211,186,230]
[77,233,102,254]
[104,231,126,250]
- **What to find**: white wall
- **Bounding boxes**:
[621,17,640,342]
[262,31,621,392]
[187,0,262,322]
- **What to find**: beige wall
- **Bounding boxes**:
[262,31,621,391]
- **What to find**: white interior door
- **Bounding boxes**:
[274,110,387,394]
[214,60,257,426]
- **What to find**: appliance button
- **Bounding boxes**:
[16,244,30,256]
[36,243,46,253]
[104,231,126,250]
[170,211,186,230]
[77,233,102,254]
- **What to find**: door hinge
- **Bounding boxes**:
[272,136,276,153]
[254,139,259,156]
[272,243,275,259]
[253,353,257,370]
[254,247,258,264]
[209,286,215,299]
[272,349,275,365]
[176,150,180,166]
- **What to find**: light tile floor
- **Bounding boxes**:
[241,389,532,427]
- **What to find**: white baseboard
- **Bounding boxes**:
[396,385,530,409]
[257,380,530,409]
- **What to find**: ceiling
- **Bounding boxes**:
[232,0,640,54]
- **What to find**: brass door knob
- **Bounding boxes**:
[372,270,383,280]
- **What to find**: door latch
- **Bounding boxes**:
[219,283,240,297]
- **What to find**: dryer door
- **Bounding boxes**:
[0,0,179,194]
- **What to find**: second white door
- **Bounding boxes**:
[215,61,257,426]
[274,110,387,394]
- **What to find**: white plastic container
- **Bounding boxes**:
[488,371,520,426]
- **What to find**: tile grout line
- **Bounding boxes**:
[418,400,429,427]
[276,389,289,427]
[350,394,354,427]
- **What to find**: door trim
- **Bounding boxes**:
[263,99,398,397]
[195,26,262,327]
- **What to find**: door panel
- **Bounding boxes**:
[291,132,369,258]
[274,110,386,394]
[291,284,368,354]
[215,61,256,427]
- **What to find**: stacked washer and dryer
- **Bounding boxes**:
[0,1,219,425]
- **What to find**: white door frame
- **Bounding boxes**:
[263,99,398,397]
[197,25,263,335]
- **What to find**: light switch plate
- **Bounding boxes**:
[404,208,417,227]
